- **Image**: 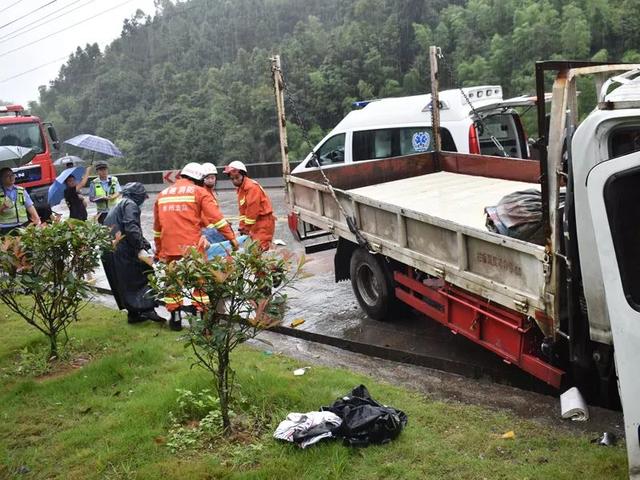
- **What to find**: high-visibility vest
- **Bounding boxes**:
[0,187,28,226]
[92,177,119,212]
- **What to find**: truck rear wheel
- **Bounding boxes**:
[350,248,395,320]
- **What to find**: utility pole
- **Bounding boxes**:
[429,46,442,153]
[271,55,290,202]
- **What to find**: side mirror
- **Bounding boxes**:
[309,153,320,168]
[47,125,60,151]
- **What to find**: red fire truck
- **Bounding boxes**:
[0,104,60,219]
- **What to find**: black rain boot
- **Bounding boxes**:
[140,309,164,323]
[127,311,146,324]
[169,310,183,331]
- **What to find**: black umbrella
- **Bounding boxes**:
[0,146,36,168]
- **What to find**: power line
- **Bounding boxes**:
[0,1,200,87]
[0,54,68,84]
[0,0,97,44]
[0,0,26,15]
[0,0,135,59]
[0,0,58,31]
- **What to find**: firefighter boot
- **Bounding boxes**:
[169,310,183,331]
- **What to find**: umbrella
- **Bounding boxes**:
[0,146,36,168]
[47,166,86,206]
[64,134,123,157]
[53,155,85,167]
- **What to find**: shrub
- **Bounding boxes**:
[0,220,112,360]
[151,242,303,435]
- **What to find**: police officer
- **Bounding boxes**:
[89,160,121,224]
[0,166,41,235]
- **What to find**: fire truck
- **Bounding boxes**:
[0,104,60,219]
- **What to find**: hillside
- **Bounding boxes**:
[30,0,640,171]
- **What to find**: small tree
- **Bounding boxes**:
[150,242,303,435]
[0,220,112,360]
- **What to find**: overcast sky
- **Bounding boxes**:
[0,0,157,105]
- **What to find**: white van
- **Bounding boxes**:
[292,85,534,173]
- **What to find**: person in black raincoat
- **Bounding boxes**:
[101,182,164,324]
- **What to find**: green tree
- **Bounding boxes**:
[150,244,304,434]
[560,3,591,59]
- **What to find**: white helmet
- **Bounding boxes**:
[180,162,204,181]
[223,160,247,175]
[201,162,218,176]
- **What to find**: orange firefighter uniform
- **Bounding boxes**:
[153,178,235,311]
[153,178,234,258]
[236,177,275,250]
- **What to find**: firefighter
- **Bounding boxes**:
[0,166,41,235]
[223,161,275,251]
[89,161,121,224]
[201,162,218,199]
[153,162,238,330]
[200,162,225,244]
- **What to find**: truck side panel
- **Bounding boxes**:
[288,152,553,328]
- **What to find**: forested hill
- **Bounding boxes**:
[30,0,640,171]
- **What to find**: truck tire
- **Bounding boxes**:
[350,248,395,320]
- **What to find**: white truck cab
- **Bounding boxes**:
[292,85,533,174]
[571,68,640,478]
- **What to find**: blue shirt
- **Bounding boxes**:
[1,185,33,227]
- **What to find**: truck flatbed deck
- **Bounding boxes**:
[287,152,550,321]
[348,171,538,231]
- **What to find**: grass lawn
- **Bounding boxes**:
[0,302,628,480]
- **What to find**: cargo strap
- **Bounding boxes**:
[275,65,373,252]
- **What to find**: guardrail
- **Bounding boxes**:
[84,161,301,191]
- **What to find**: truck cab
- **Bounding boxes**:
[0,104,60,219]
[292,86,531,174]
[566,69,640,477]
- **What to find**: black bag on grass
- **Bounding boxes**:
[322,385,407,446]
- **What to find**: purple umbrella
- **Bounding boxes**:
[64,134,123,157]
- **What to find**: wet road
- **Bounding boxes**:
[81,185,554,392]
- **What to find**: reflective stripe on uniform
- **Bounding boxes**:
[244,217,256,225]
[153,230,162,238]
[208,218,228,229]
[163,297,182,305]
[157,195,196,205]
[192,295,210,304]
[239,197,246,206]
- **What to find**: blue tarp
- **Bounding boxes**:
[207,234,250,259]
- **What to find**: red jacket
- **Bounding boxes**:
[153,178,234,259]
